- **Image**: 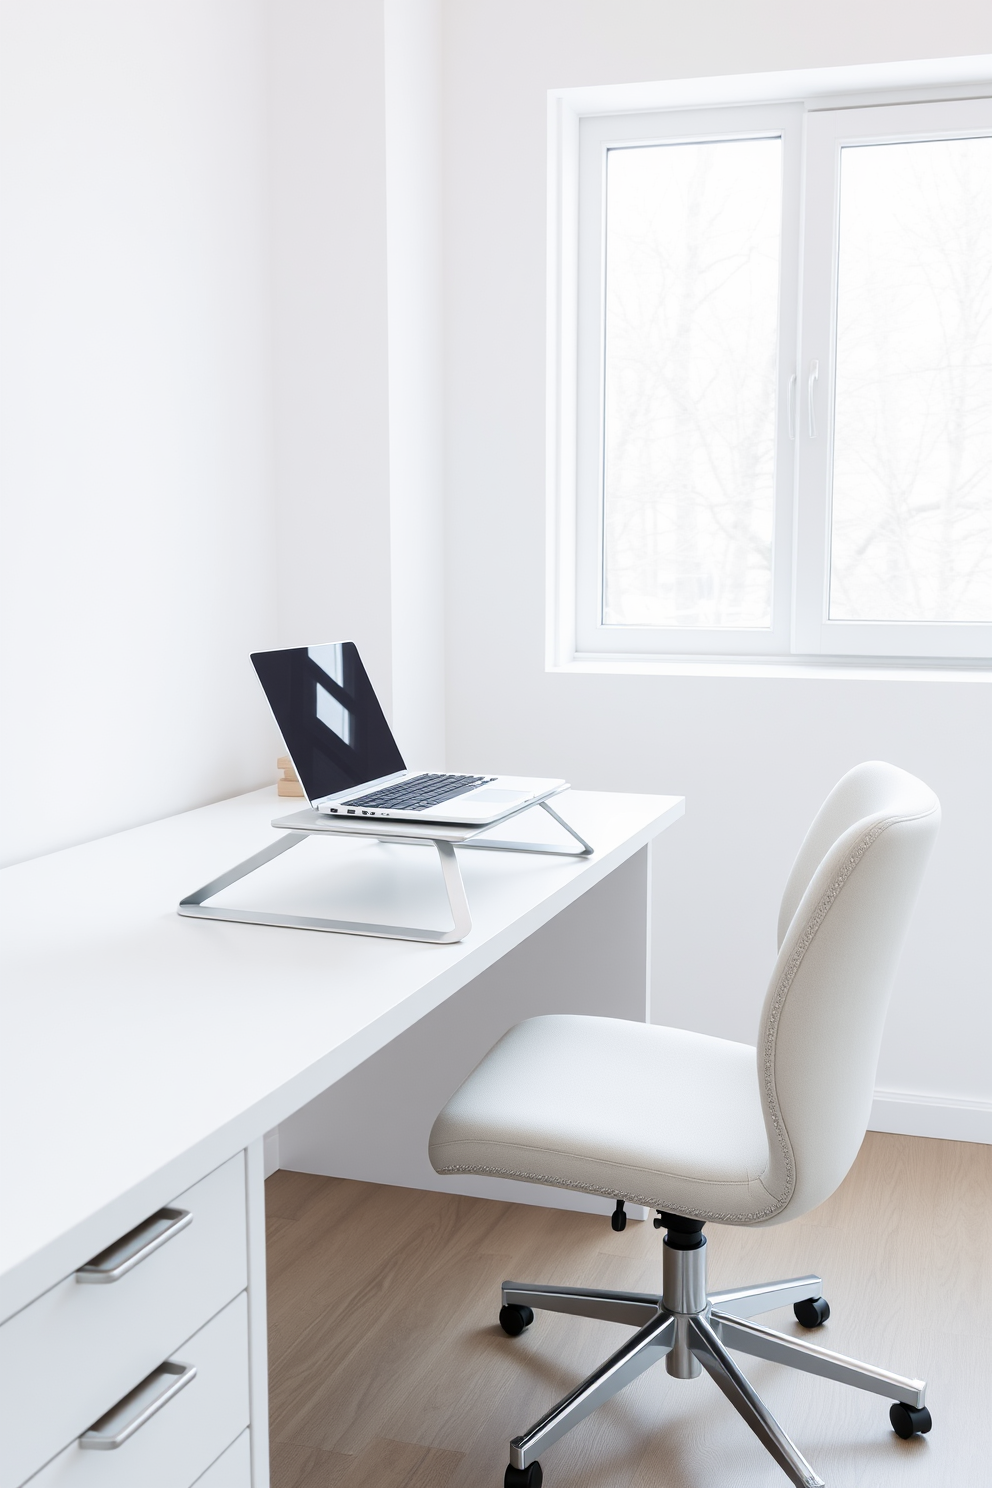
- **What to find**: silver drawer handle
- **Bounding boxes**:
[79,1361,197,1450]
[76,1207,192,1284]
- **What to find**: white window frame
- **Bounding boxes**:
[547,60,992,669]
[574,104,803,657]
[796,97,992,659]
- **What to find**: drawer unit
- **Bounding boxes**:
[27,1291,249,1488]
[195,1431,251,1488]
[1,1153,247,1488]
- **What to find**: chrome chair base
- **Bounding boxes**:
[500,1237,928,1488]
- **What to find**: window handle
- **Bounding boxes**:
[787,372,797,440]
[807,360,819,439]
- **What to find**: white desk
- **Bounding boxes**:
[0,785,683,1488]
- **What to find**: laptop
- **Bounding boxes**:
[250,641,566,825]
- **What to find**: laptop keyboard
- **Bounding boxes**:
[344,773,494,812]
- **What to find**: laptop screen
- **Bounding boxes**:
[251,642,405,802]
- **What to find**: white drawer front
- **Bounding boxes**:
[26,1291,249,1488]
[1,1154,247,1488]
[194,1431,251,1488]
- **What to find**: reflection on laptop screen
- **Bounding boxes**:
[251,642,405,802]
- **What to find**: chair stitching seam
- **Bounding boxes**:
[434,1143,758,1187]
[430,1161,758,1214]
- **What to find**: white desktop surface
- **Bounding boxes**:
[0,785,683,1323]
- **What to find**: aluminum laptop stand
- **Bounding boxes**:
[178,796,592,944]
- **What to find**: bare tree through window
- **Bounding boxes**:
[602,137,782,629]
[830,136,992,623]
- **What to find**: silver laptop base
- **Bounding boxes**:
[178,798,593,944]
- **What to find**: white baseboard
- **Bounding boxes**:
[870,1089,992,1145]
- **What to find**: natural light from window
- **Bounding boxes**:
[829,135,992,624]
[602,136,782,629]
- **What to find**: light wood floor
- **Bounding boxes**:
[266,1132,991,1488]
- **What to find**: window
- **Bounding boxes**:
[559,86,992,662]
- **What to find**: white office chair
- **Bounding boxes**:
[429,762,940,1488]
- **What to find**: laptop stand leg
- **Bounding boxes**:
[179,831,307,910]
[177,795,592,941]
[178,833,473,943]
[458,799,594,858]
[435,838,473,941]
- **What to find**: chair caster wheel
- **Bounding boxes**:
[505,1463,542,1488]
[890,1402,932,1438]
[793,1296,830,1328]
[499,1304,535,1336]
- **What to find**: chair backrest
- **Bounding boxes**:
[755,762,940,1226]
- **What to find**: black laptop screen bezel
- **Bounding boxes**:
[250,642,405,802]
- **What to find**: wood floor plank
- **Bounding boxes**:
[342,1437,464,1488]
[268,1133,991,1487]
[269,1442,354,1488]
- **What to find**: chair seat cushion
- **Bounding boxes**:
[429,1015,779,1224]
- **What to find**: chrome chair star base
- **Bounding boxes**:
[499,1218,929,1488]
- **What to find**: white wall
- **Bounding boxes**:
[268,0,393,693]
[0,0,279,867]
[269,0,446,767]
[0,0,446,871]
[441,0,992,1134]
[384,0,446,768]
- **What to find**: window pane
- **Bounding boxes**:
[602,137,782,628]
[830,136,992,623]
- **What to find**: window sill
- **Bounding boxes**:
[550,654,992,682]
